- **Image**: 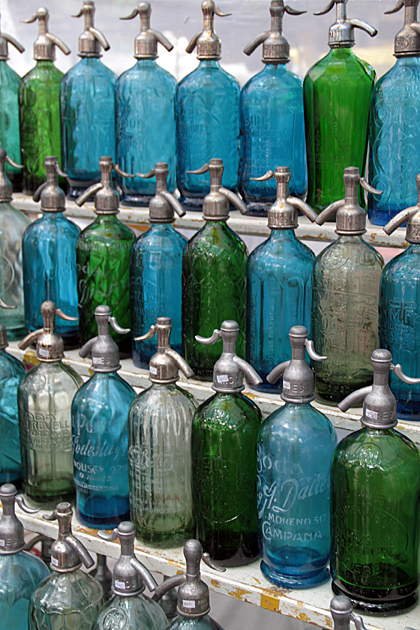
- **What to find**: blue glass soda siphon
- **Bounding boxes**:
[176,1,240,206]
[131,163,186,367]
[369,0,420,226]
[23,156,80,346]
[246,167,317,391]
[0,485,49,630]
[117,3,176,205]
[72,306,135,529]
[240,1,307,213]
[61,1,116,198]
[257,326,337,588]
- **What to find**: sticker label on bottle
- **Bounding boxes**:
[0,539,5,547]
[150,366,157,375]
[216,374,229,383]
[51,557,59,567]
[283,381,291,390]
[365,408,379,421]
[182,600,196,609]
[115,580,126,590]
[92,357,104,366]
[38,347,49,358]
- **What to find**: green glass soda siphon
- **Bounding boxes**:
[76,157,135,356]
[20,8,70,194]
[192,320,263,566]
[304,0,377,213]
[182,159,248,379]
[332,350,420,614]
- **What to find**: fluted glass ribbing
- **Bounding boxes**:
[0,349,25,485]
[0,60,21,188]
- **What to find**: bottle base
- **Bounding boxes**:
[77,509,131,530]
[120,193,153,208]
[249,376,283,394]
[261,560,330,589]
[23,485,75,507]
[368,208,406,228]
[332,578,419,616]
[67,180,101,200]
[135,524,194,548]
[396,399,420,422]
[244,201,270,217]
[178,195,204,210]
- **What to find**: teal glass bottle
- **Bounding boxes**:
[176,1,240,206]
[240,1,307,213]
[20,8,70,194]
[257,327,337,588]
[303,0,377,214]
[192,321,263,566]
[116,3,176,205]
[332,350,420,614]
[182,159,248,379]
[0,485,49,630]
[76,157,135,356]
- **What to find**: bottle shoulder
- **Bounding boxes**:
[260,403,336,444]
[118,61,176,89]
[79,216,135,242]
[168,614,222,630]
[74,371,135,404]
[33,569,104,611]
[0,202,31,229]
[0,61,20,87]
[186,222,247,256]
[248,232,315,267]
[20,360,84,391]
[305,48,375,85]
[382,247,420,281]
[0,550,49,582]
[178,62,240,93]
[96,593,167,630]
[129,383,198,418]
[0,350,25,378]
[63,57,117,84]
[24,213,81,240]
[21,62,63,85]
[195,392,263,427]
[133,225,187,252]
[315,237,384,272]
[242,65,302,95]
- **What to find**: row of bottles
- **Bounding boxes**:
[1,0,420,224]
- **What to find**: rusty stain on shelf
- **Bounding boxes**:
[211,579,220,588]
[260,594,280,612]
[227,586,250,600]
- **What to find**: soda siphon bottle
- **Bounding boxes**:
[330,596,368,630]
[61,1,116,198]
[73,305,135,528]
[304,0,377,213]
[23,156,80,345]
[117,3,176,205]
[0,485,49,630]
[76,157,135,355]
[18,301,83,503]
[91,555,112,600]
[246,167,317,391]
[257,326,337,588]
[240,1,307,213]
[20,8,70,194]
[332,350,420,614]
[0,18,25,190]
[94,522,168,630]
[0,149,29,339]
[128,317,197,546]
[29,502,104,630]
[182,159,248,378]
[192,321,263,566]
[369,0,420,226]
[312,167,384,405]
[176,1,240,206]
[131,163,186,367]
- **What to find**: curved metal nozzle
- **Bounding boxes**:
[15,494,40,514]
[195,329,222,345]
[0,298,15,310]
[267,360,291,384]
[338,386,372,412]
[392,363,420,385]
[305,340,327,362]
[134,324,157,343]
[385,0,404,15]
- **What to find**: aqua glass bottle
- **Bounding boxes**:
[246,167,316,391]
[29,503,104,630]
[23,156,80,346]
[312,168,384,405]
[116,3,176,205]
[369,1,420,225]
[176,1,240,207]
[76,157,135,356]
[72,306,135,528]
[18,302,82,504]
[240,1,307,213]
[257,326,337,588]
[0,150,30,339]
[332,350,420,614]
[128,318,197,547]
[0,485,50,630]
[192,321,263,566]
[182,159,248,378]
[131,163,186,367]
[61,1,116,198]
[20,8,70,194]
[303,0,377,214]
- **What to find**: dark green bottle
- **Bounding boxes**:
[192,320,263,566]
[182,159,248,379]
[331,350,420,614]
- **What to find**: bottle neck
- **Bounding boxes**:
[198,59,221,69]
[149,223,173,233]
[269,228,297,241]
[135,58,157,69]
[407,243,420,254]
[35,59,55,69]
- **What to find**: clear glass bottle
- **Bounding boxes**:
[72,306,135,528]
[240,1,307,213]
[128,318,197,547]
[246,167,316,391]
[369,1,420,226]
[131,163,186,367]
[182,159,248,378]
[18,302,83,504]
[0,485,49,630]
[257,326,337,588]
[29,503,104,630]
[20,8,70,194]
[332,350,420,614]
[76,157,135,356]
[116,3,176,205]
[23,156,80,346]
[0,149,30,339]
[303,0,377,214]
[312,167,384,405]
[176,1,240,206]
[61,1,116,198]
[192,321,263,566]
